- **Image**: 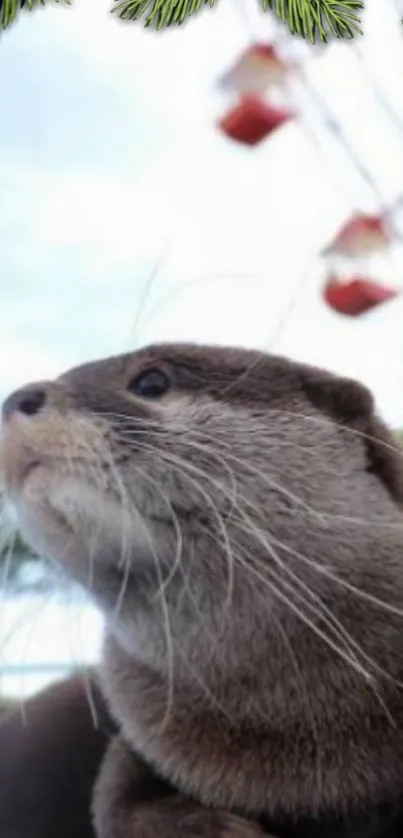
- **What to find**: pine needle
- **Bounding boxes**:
[112,0,218,30]
[0,0,363,38]
[1,0,71,32]
[261,0,364,43]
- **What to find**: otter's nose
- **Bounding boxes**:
[2,385,47,421]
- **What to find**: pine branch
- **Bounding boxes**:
[1,0,71,33]
[1,0,364,38]
[261,0,364,43]
[112,0,218,30]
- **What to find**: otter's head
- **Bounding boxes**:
[1,344,403,671]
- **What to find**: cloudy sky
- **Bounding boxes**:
[1,0,403,424]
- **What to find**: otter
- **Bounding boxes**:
[1,342,403,838]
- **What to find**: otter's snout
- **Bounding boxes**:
[0,380,73,496]
[2,384,48,421]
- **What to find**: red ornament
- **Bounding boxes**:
[323,214,390,258]
[324,276,398,316]
[218,97,293,146]
[219,43,290,96]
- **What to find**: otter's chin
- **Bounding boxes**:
[12,474,154,591]
[11,486,73,560]
[21,462,54,498]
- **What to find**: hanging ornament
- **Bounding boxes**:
[218,96,293,146]
[323,274,399,317]
[218,43,290,97]
[322,213,390,259]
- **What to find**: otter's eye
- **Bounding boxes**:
[128,369,170,399]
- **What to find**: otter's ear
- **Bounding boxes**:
[301,369,403,506]
[300,368,373,424]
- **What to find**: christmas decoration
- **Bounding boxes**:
[218,97,293,146]
[324,275,399,317]
[219,44,290,97]
[323,214,391,258]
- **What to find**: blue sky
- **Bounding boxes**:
[0,0,403,426]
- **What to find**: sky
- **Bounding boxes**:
[1,0,403,694]
[0,0,403,422]
[0,589,102,697]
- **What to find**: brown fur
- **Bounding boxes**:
[2,343,403,838]
[0,670,115,838]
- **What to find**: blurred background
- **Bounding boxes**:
[1,0,403,701]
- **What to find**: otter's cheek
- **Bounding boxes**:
[13,495,103,590]
[21,463,54,500]
[23,479,153,578]
[13,493,72,560]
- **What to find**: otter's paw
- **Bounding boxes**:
[125,799,269,838]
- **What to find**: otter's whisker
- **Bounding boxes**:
[131,463,184,599]
[129,439,397,707]
[270,533,403,621]
[109,420,329,526]
[232,503,401,678]
[107,423,401,698]
[108,432,238,617]
[118,438,360,675]
[87,427,136,616]
[149,450,236,614]
[100,448,176,734]
[99,413,403,530]
[230,517,398,722]
[237,552,388,693]
[261,407,403,467]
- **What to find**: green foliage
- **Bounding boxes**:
[113,0,217,28]
[0,0,70,32]
[261,0,363,43]
[0,0,365,38]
